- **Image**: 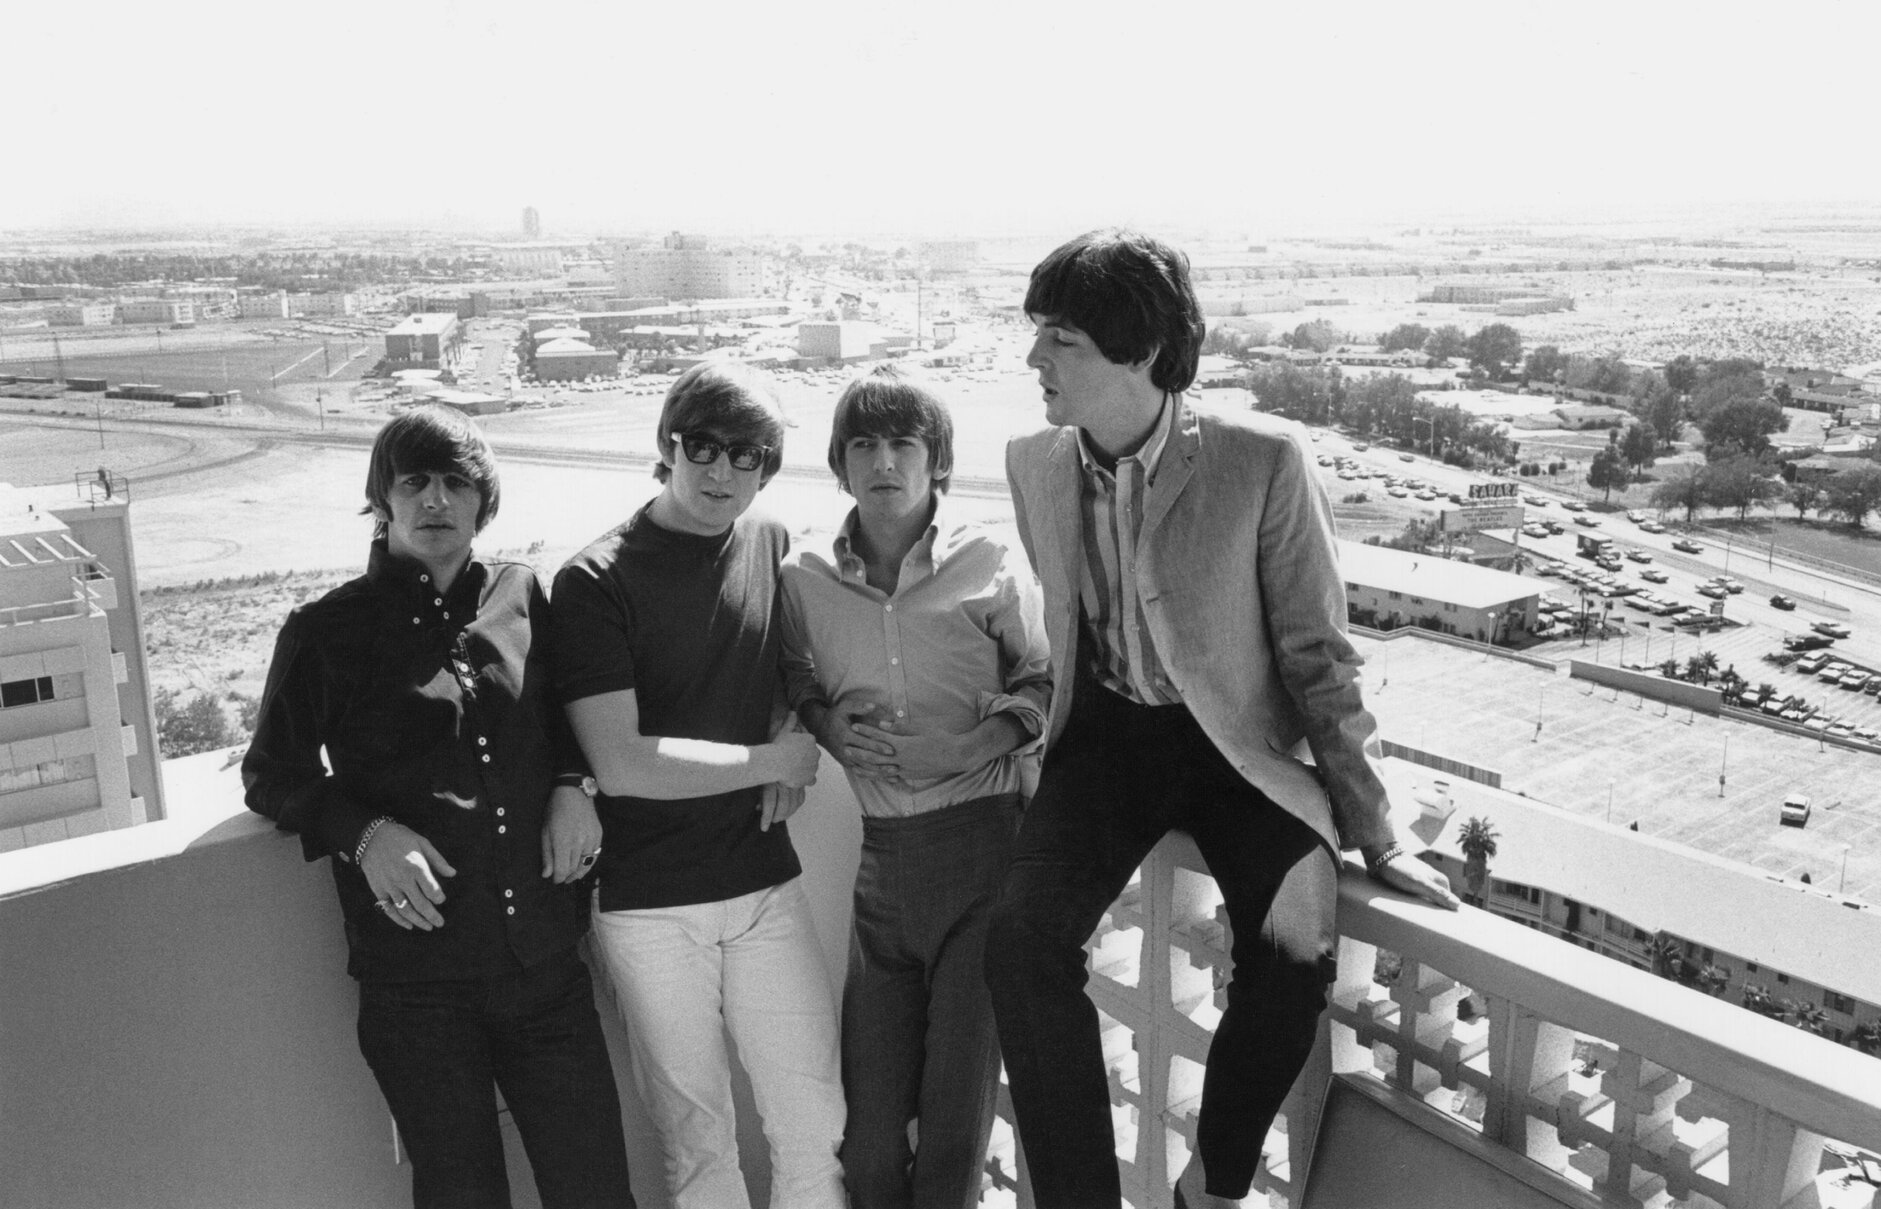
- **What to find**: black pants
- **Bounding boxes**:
[356,947,636,1209]
[984,681,1338,1207]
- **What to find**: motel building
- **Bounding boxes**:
[1339,538,1540,644]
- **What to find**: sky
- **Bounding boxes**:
[5,0,1878,240]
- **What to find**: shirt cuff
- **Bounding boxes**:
[977,691,1046,756]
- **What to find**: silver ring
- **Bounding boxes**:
[392,896,410,910]
[374,898,393,912]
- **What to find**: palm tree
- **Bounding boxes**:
[1458,816,1500,906]
[1741,983,1783,1019]
[1790,1000,1830,1036]
[1850,1020,1881,1055]
[1659,657,1681,679]
[1696,650,1719,684]
[1648,932,1685,982]
[1696,963,1731,997]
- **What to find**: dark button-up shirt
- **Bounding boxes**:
[243,541,588,982]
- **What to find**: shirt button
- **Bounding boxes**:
[504,888,514,899]
[412,617,420,625]
[481,754,491,763]
[506,906,515,916]
[890,657,900,666]
[477,736,488,746]
[434,597,443,606]
[442,611,451,620]
[498,825,507,835]
[896,709,906,718]
[496,808,505,817]
[884,604,893,612]
[420,574,429,583]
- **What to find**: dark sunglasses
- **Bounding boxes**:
[673,432,771,473]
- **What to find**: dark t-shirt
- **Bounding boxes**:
[549,503,801,911]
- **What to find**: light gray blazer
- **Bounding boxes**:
[1004,395,1394,856]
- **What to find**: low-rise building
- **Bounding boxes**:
[1339,539,1540,642]
[240,292,289,320]
[0,474,163,849]
[117,299,194,326]
[615,233,769,301]
[46,303,115,327]
[797,321,881,364]
[384,313,460,366]
[532,337,616,382]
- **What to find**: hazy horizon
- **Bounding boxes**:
[6,0,1878,241]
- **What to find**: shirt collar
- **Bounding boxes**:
[833,494,950,577]
[365,539,485,605]
[1076,392,1177,482]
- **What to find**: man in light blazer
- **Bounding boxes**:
[984,229,1459,1209]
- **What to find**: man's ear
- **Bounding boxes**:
[1132,345,1160,376]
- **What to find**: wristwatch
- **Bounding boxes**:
[553,774,599,798]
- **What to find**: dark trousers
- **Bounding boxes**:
[984,681,1338,1207]
[356,946,636,1209]
[840,794,1020,1209]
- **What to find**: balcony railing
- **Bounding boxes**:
[979,832,1881,1209]
[3,758,1877,1209]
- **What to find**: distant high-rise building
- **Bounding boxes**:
[0,474,164,850]
[522,207,541,240]
[615,232,769,301]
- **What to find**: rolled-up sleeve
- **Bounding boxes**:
[977,544,1052,754]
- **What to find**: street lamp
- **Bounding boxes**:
[1483,611,1498,659]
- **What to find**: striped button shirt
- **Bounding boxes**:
[1075,395,1183,706]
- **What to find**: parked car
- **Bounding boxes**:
[1525,495,1549,507]
[1625,510,1646,523]
[1561,500,1586,512]
[1812,621,1853,639]
[1574,515,1601,528]
[1697,584,1728,599]
[1625,549,1652,563]
[1671,538,1703,553]
[1770,594,1797,610]
[1786,633,1835,651]
[1780,793,1811,827]
[1639,520,1667,534]
[1639,568,1669,583]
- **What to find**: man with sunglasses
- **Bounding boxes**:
[548,363,846,1209]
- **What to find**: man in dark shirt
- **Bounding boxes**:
[547,363,845,1209]
[244,405,633,1209]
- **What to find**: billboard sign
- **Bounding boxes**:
[1443,503,1525,533]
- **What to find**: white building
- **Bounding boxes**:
[117,299,194,326]
[1338,538,1540,642]
[615,233,768,301]
[240,292,289,320]
[46,303,115,327]
[287,292,358,317]
[492,244,566,278]
[0,475,164,849]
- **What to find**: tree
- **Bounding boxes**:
[1457,816,1500,905]
[1823,464,1881,528]
[154,687,233,758]
[1643,387,1685,446]
[1663,354,1698,395]
[1789,482,1821,519]
[1465,323,1523,380]
[1651,466,1709,523]
[1788,1000,1830,1035]
[1288,319,1342,353]
[1522,344,1568,385]
[1703,455,1782,520]
[1424,324,1467,360]
[1686,650,1718,685]
[1380,323,1431,353]
[1587,446,1630,501]
[1851,1020,1881,1055]
[1648,933,1685,981]
[1619,422,1658,473]
[1698,396,1787,460]
[1741,983,1783,1018]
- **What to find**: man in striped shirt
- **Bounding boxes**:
[986,229,1459,1209]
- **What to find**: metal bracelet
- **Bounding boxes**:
[353,816,393,866]
[1366,841,1406,879]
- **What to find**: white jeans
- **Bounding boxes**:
[591,878,846,1209]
